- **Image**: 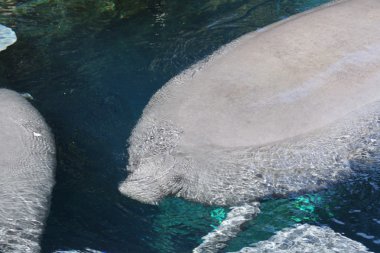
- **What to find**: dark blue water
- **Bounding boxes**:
[1,0,380,252]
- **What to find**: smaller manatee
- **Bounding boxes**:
[0,89,56,252]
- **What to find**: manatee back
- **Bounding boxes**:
[142,0,380,149]
[0,89,55,252]
[123,0,380,206]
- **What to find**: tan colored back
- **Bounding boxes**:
[149,0,380,148]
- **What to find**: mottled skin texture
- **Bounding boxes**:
[119,0,380,207]
[0,89,55,252]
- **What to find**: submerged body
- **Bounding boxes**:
[0,89,55,252]
[119,0,380,206]
[230,224,372,253]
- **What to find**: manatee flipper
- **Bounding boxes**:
[193,202,260,253]
[230,224,372,253]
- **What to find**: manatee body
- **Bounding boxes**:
[0,89,56,252]
[119,0,380,206]
[230,224,372,253]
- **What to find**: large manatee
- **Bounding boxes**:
[119,0,380,251]
[0,89,55,251]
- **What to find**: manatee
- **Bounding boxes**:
[229,224,372,253]
[119,0,380,251]
[0,89,56,252]
[0,24,17,52]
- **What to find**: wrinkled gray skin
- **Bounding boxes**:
[230,224,372,253]
[0,89,56,252]
[119,0,380,251]
[119,0,380,206]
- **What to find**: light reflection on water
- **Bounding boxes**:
[1,0,380,252]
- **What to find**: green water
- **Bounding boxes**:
[1,0,380,252]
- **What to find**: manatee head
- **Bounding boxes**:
[119,154,188,205]
[118,116,259,206]
[118,118,192,205]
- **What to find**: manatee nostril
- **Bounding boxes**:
[118,177,165,205]
[121,172,143,183]
[126,177,138,183]
[172,175,183,184]
[127,160,140,171]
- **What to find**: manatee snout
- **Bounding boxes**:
[119,157,183,205]
[118,172,164,205]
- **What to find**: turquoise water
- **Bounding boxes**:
[0,0,380,252]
